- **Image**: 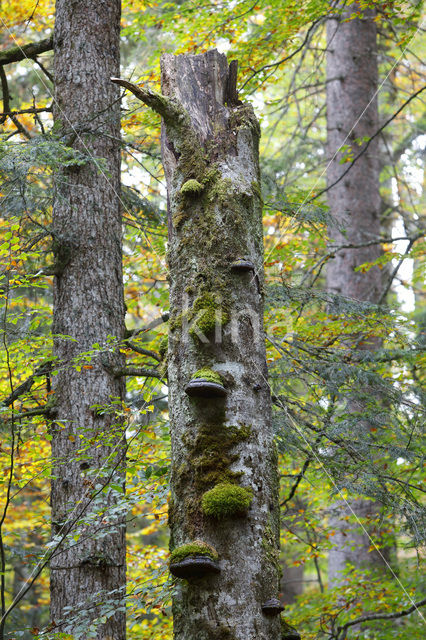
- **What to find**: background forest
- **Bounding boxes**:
[0,0,425,639]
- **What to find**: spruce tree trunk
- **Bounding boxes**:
[326,2,388,585]
[50,1,126,637]
[162,52,281,640]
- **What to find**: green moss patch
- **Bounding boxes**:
[170,539,218,564]
[158,334,168,359]
[169,290,229,339]
[172,208,188,229]
[191,368,223,386]
[201,483,253,519]
[180,179,204,195]
[189,291,229,338]
[181,423,251,493]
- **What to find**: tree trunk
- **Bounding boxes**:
[50,1,126,638]
[326,2,389,586]
[162,50,282,640]
[141,49,281,640]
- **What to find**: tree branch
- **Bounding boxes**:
[125,341,162,362]
[241,16,325,90]
[310,84,426,203]
[2,362,52,407]
[0,37,53,66]
[0,66,10,124]
[125,312,169,338]
[336,596,426,638]
[378,233,423,305]
[33,57,54,83]
[113,367,164,380]
[110,77,187,125]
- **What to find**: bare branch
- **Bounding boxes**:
[33,58,54,83]
[241,16,325,91]
[125,341,162,362]
[110,77,187,125]
[0,66,10,124]
[336,597,426,638]
[113,367,164,380]
[125,312,169,338]
[0,37,53,66]
[310,84,426,203]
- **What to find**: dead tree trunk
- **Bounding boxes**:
[50,1,126,637]
[326,2,389,585]
[113,49,283,640]
[162,51,282,640]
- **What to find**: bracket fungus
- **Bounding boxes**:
[185,368,226,398]
[230,258,255,272]
[169,540,220,579]
[261,598,285,616]
[201,483,253,519]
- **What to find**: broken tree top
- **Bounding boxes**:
[111,49,241,142]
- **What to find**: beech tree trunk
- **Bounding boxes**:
[162,52,281,640]
[50,1,126,637]
[112,48,292,640]
[113,50,280,640]
[162,50,281,640]
[326,2,388,585]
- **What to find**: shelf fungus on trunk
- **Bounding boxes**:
[230,258,255,272]
[201,483,253,518]
[261,598,285,616]
[185,368,227,398]
[169,541,220,580]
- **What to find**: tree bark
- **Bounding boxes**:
[50,1,126,638]
[162,50,281,640]
[326,2,389,586]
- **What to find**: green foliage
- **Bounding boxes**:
[201,483,253,519]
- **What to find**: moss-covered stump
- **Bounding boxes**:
[201,483,253,519]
